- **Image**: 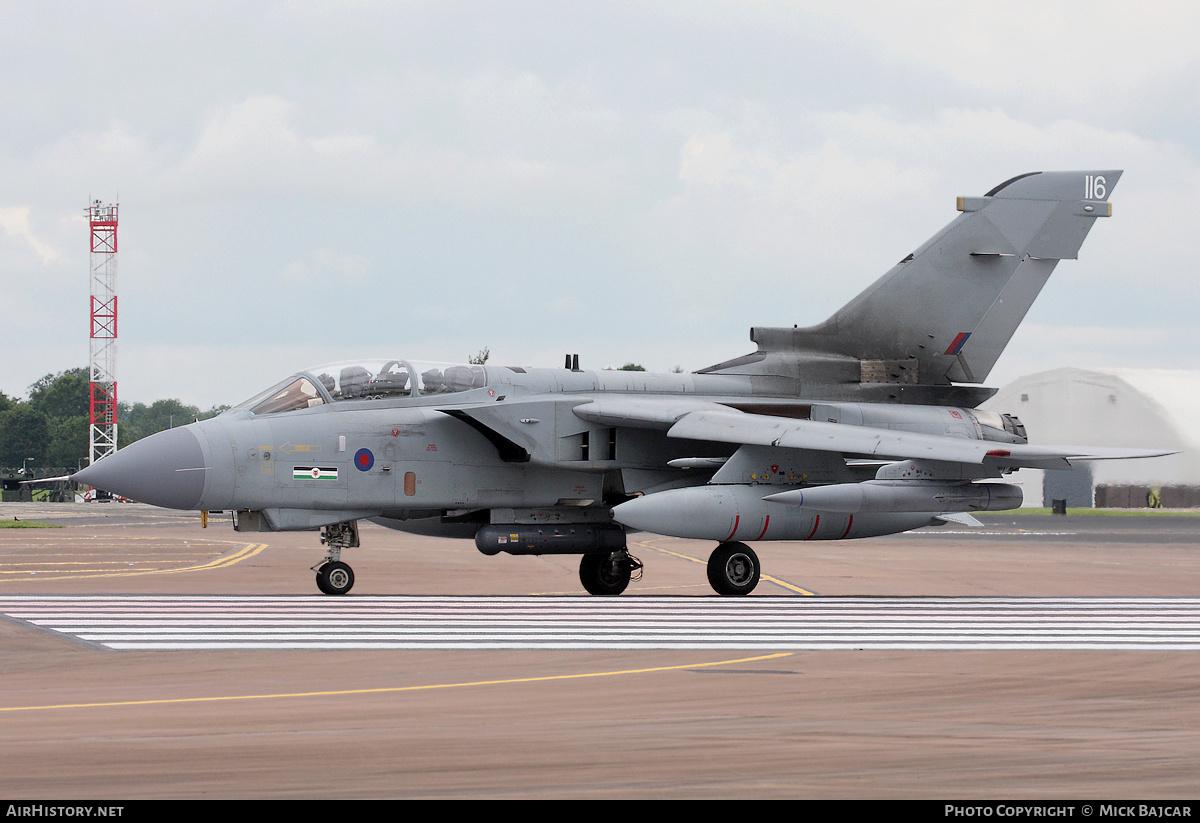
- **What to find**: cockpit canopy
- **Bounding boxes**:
[234,359,488,416]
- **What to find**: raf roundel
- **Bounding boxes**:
[354,448,374,472]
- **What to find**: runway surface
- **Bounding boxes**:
[6,594,1200,650]
[3,503,1200,798]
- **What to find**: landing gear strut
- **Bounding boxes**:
[707,542,760,596]
[579,549,643,596]
[313,520,360,595]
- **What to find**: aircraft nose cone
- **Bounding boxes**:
[73,426,207,509]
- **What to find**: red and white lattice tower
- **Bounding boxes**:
[88,200,118,465]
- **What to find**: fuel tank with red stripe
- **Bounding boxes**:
[611,484,935,542]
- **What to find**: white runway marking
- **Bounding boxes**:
[3,595,1200,650]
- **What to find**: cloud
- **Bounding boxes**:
[990,323,1200,389]
[647,105,1199,316]
[280,248,371,283]
[154,87,630,214]
[0,207,63,264]
[824,2,1200,96]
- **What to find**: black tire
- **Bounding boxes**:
[316,561,355,595]
[579,552,631,596]
[707,542,760,596]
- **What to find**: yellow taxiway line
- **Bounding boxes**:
[0,652,794,713]
[633,537,817,596]
[0,542,268,582]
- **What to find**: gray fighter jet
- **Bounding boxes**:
[73,170,1170,596]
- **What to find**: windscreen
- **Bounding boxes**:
[236,376,325,415]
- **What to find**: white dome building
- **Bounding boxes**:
[981,368,1200,507]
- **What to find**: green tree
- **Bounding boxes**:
[45,415,89,469]
[115,401,137,449]
[619,363,646,371]
[121,399,202,444]
[469,347,490,365]
[0,374,232,463]
[0,405,50,468]
[28,368,90,419]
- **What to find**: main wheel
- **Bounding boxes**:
[707,542,760,595]
[316,561,355,595]
[579,551,631,596]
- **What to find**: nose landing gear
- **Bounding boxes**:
[313,520,360,595]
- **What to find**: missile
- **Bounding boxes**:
[761,481,1022,513]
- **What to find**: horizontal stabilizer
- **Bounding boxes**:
[18,475,74,485]
[934,512,985,527]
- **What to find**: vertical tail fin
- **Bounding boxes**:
[744,170,1121,386]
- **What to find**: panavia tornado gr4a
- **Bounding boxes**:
[73,170,1169,596]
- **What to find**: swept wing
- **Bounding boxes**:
[574,399,1174,470]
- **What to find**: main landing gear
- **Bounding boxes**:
[313,520,360,595]
[707,542,761,596]
[579,549,644,596]
[577,543,759,596]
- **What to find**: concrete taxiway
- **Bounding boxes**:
[2,502,1199,798]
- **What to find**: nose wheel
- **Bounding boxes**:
[316,561,355,595]
[707,542,760,595]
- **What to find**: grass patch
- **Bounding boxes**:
[1008,507,1200,517]
[0,519,62,529]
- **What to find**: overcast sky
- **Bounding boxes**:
[2,1,1197,409]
